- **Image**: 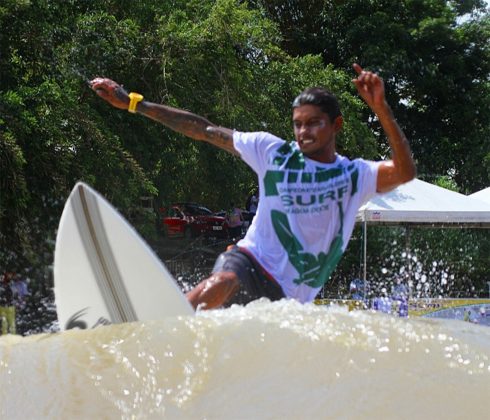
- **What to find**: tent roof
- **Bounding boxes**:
[469,187,490,206]
[357,179,490,226]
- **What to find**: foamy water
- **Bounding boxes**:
[1,299,489,419]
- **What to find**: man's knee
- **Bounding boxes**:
[187,271,240,310]
[210,271,239,287]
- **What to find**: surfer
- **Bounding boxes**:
[90,63,416,310]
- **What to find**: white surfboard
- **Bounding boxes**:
[54,182,193,331]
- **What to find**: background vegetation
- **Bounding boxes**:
[1,0,489,333]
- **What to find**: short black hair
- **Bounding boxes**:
[292,87,342,122]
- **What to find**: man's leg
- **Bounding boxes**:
[186,246,285,310]
[186,271,240,310]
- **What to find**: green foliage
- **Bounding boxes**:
[0,0,374,285]
[0,1,157,276]
[433,175,460,192]
[1,0,488,333]
[250,0,490,192]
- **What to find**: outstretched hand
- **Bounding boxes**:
[352,63,386,112]
[89,78,130,110]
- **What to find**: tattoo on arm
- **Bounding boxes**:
[137,101,238,155]
[205,126,237,156]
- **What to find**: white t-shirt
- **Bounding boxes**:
[234,131,380,303]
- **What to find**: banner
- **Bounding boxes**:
[316,298,490,326]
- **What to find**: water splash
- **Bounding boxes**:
[1,300,489,419]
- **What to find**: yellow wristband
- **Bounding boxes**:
[128,92,143,113]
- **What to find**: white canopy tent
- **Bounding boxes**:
[357,179,490,226]
[469,187,490,206]
[355,179,490,283]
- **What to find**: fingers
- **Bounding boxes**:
[353,63,363,75]
[353,63,374,84]
[352,65,373,84]
[89,78,131,110]
[89,77,105,91]
[89,80,107,98]
[89,78,121,102]
[352,63,383,90]
[89,77,120,93]
[93,88,110,101]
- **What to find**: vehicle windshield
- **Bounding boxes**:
[183,205,213,216]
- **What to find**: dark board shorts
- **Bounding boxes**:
[212,246,285,306]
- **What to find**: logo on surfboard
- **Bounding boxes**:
[65,307,111,330]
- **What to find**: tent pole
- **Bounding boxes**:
[406,226,412,299]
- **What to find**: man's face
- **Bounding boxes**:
[292,104,342,163]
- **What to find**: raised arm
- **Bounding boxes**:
[352,64,416,193]
[89,78,237,156]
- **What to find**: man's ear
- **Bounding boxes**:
[333,116,343,133]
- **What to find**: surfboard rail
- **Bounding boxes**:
[54,182,194,331]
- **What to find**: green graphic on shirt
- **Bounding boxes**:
[271,208,344,288]
[264,166,349,197]
[272,142,305,169]
[265,144,359,288]
[350,168,359,196]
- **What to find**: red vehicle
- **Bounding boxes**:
[160,203,229,238]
